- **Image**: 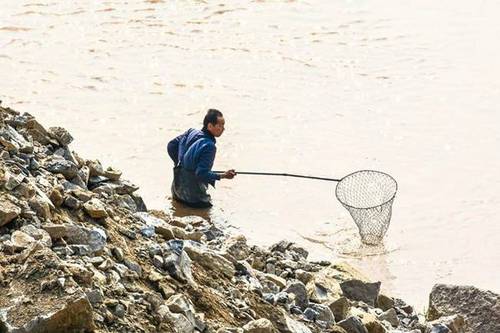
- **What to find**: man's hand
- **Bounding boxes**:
[221,169,236,179]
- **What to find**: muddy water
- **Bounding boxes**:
[2,0,500,307]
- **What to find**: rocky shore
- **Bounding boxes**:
[0,104,498,333]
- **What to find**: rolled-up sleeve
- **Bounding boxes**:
[195,143,220,185]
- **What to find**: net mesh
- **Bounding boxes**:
[335,170,397,245]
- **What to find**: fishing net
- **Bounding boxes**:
[335,170,398,245]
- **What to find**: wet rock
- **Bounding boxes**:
[338,316,369,333]
[427,284,499,333]
[0,195,21,227]
[329,297,350,322]
[83,198,108,218]
[283,281,309,310]
[243,318,277,333]
[340,280,381,307]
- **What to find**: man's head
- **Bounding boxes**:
[203,109,225,137]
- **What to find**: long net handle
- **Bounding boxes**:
[213,170,340,182]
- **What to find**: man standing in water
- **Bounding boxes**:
[167,109,236,208]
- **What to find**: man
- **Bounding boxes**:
[167,109,236,208]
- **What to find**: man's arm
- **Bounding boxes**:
[195,144,221,184]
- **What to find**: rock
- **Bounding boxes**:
[28,197,51,219]
[63,195,81,209]
[112,247,124,262]
[243,318,276,333]
[338,316,369,333]
[49,187,64,207]
[11,230,35,250]
[427,284,500,333]
[429,314,466,333]
[0,124,33,153]
[304,307,319,321]
[224,234,251,260]
[44,156,78,179]
[166,294,197,327]
[183,241,235,279]
[48,126,74,146]
[0,195,21,227]
[306,266,344,304]
[283,281,309,310]
[162,240,195,285]
[310,303,335,326]
[20,224,52,247]
[377,308,398,327]
[295,269,314,285]
[340,280,381,307]
[83,198,108,218]
[329,297,351,322]
[86,289,104,305]
[4,170,25,190]
[0,295,94,332]
[284,315,313,333]
[115,194,138,212]
[104,167,122,181]
[87,159,104,177]
[376,294,395,311]
[264,273,287,291]
[430,324,451,333]
[158,305,195,333]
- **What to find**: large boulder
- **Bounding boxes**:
[427,284,500,333]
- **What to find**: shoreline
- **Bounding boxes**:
[0,104,497,332]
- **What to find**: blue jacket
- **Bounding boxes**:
[167,128,220,186]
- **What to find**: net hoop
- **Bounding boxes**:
[335,170,398,210]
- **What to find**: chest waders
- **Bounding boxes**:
[171,140,213,208]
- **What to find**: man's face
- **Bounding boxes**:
[208,116,225,137]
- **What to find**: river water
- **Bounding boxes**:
[2,0,499,308]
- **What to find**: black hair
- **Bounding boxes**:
[202,109,223,130]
